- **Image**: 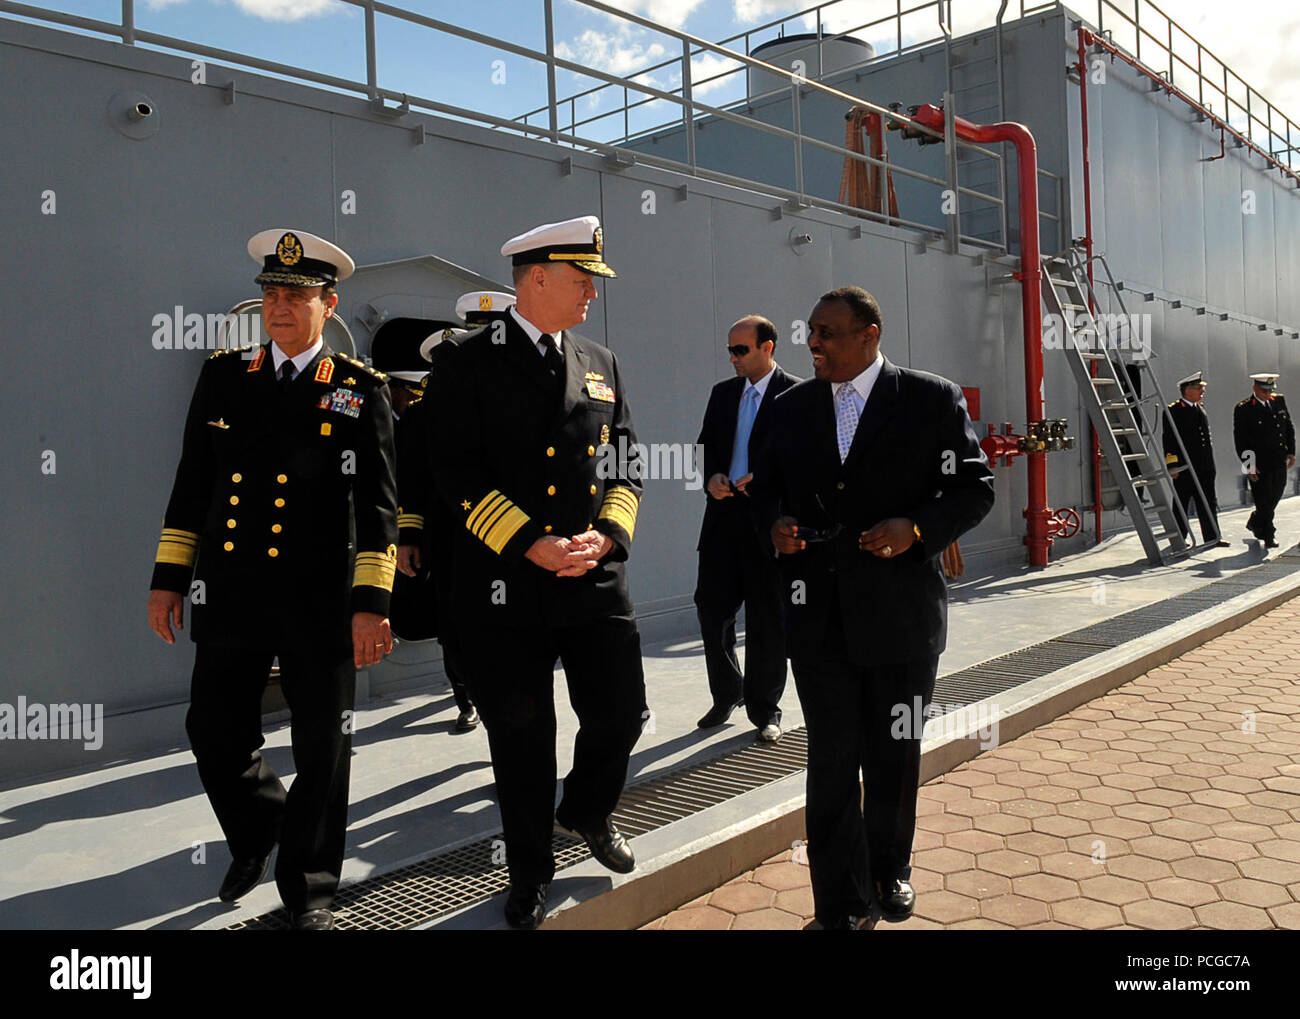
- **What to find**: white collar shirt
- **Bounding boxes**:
[511,306,562,357]
[270,336,323,380]
[829,351,884,419]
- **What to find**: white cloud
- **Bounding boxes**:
[597,0,710,30]
[144,0,340,20]
[556,26,668,78]
[691,50,743,94]
[732,0,790,22]
[230,0,339,21]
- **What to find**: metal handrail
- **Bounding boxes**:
[514,0,960,134]
[1023,0,1298,175]
[0,0,1075,249]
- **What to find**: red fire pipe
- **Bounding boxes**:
[1077,28,1103,545]
[910,104,1053,567]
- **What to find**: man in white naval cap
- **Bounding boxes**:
[385,321,481,732]
[455,289,517,330]
[147,228,398,929]
[1163,370,1228,547]
[426,215,648,928]
[1233,372,1295,548]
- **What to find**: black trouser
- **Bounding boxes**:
[694,505,788,727]
[790,614,937,925]
[1247,466,1288,541]
[459,614,647,886]
[1173,466,1219,542]
[186,644,355,915]
[439,631,474,714]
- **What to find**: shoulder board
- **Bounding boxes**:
[1238,398,1251,406]
[336,354,387,382]
[1169,401,1179,409]
[208,344,257,360]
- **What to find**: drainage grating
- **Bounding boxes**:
[226,730,811,930]
[226,544,1300,930]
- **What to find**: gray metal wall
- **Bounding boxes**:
[1067,15,1300,512]
[1,8,1296,778]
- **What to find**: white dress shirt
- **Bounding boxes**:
[829,351,884,420]
[270,336,323,380]
[743,364,777,406]
[511,306,562,357]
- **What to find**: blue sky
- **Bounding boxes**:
[12,1,1300,144]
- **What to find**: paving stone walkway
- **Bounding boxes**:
[644,598,1300,930]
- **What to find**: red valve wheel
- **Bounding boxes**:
[1051,507,1082,539]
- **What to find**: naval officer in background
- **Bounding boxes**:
[1234,372,1295,549]
[384,322,480,732]
[426,216,647,929]
[1162,371,1228,547]
[694,315,799,741]
[754,286,994,929]
[147,229,398,930]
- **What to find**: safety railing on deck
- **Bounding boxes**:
[1,0,1043,255]
[1021,0,1299,177]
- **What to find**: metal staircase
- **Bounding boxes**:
[1041,248,1218,565]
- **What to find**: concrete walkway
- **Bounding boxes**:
[645,597,1300,930]
[2,496,1298,929]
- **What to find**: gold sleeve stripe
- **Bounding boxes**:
[465,490,532,553]
[156,528,200,567]
[353,552,396,591]
[597,487,639,540]
[467,491,508,533]
[482,506,530,554]
[397,513,425,530]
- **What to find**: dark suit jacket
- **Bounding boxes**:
[696,364,800,551]
[426,312,642,629]
[753,357,994,666]
[150,342,398,650]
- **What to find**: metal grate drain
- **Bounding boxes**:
[227,544,1300,930]
[226,731,810,930]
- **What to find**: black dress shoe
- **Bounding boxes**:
[696,700,742,728]
[875,878,916,922]
[1266,539,1280,548]
[455,707,480,732]
[218,851,272,903]
[504,881,549,929]
[292,909,335,930]
[806,915,873,930]
[557,816,635,874]
[1215,540,1231,547]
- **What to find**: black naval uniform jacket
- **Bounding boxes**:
[695,365,800,551]
[426,314,642,630]
[1233,394,1295,473]
[151,342,399,650]
[1163,400,1216,482]
[752,358,995,666]
[393,334,471,640]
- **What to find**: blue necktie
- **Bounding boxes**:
[729,386,760,480]
[835,382,860,462]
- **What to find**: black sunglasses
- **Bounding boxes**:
[795,495,845,543]
[727,344,750,357]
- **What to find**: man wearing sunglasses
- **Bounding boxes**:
[753,286,994,930]
[694,315,800,742]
